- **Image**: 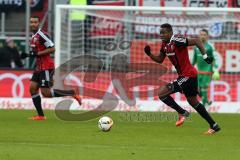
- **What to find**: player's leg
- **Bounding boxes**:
[40,69,81,105]
[204,74,212,106]
[200,87,206,106]
[29,72,45,119]
[40,88,75,98]
[200,87,209,106]
[158,84,186,114]
[182,77,220,134]
[41,87,82,105]
[158,82,189,126]
[198,75,204,101]
[198,74,212,106]
[186,96,220,134]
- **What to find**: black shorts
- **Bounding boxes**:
[167,76,198,97]
[31,69,54,88]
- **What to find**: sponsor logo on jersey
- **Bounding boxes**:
[166,52,175,56]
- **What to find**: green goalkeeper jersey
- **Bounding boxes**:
[192,42,218,72]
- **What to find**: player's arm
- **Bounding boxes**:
[209,45,219,70]
[192,47,197,66]
[37,47,55,56]
[187,37,213,64]
[187,38,206,54]
[144,45,166,64]
[37,31,55,56]
[210,45,220,80]
[213,52,219,71]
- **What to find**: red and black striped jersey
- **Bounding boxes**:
[30,29,54,71]
[160,34,197,77]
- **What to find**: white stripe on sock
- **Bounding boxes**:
[194,103,201,108]
[32,94,40,99]
[160,96,169,101]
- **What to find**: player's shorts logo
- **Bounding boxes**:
[41,80,45,86]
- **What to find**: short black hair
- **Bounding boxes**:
[200,29,209,35]
[30,15,40,20]
[161,23,173,32]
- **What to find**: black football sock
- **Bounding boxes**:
[193,103,216,127]
[32,94,44,116]
[160,96,186,114]
[52,89,75,97]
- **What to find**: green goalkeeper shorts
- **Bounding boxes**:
[197,74,211,88]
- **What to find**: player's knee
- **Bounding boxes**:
[42,92,51,98]
[29,86,38,95]
[41,90,52,97]
[158,93,165,99]
[187,97,199,107]
[158,86,171,99]
[158,94,168,101]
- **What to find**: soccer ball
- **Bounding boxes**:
[98,116,113,132]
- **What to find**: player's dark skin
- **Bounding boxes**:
[148,28,207,107]
[29,17,55,98]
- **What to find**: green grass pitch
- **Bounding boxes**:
[0,110,240,160]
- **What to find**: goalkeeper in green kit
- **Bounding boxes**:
[192,29,220,107]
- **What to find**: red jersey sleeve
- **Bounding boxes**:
[38,30,54,48]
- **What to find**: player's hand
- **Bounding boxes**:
[144,45,152,56]
[21,51,38,59]
[212,71,220,80]
[203,54,213,64]
[29,51,38,57]
[20,52,29,59]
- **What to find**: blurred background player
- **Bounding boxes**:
[21,16,82,120]
[144,23,220,135]
[192,29,220,107]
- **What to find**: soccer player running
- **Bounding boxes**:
[144,23,220,135]
[22,16,82,120]
[192,29,220,107]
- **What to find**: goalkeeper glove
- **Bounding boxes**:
[212,71,220,80]
[202,54,213,64]
[144,45,152,56]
